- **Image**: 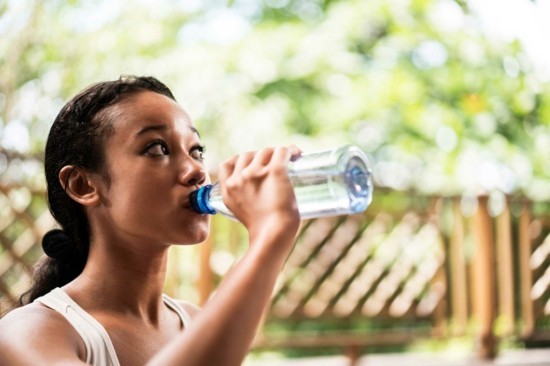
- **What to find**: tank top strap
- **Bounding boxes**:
[34,288,120,366]
[162,294,192,330]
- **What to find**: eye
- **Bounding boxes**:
[190,144,206,161]
[145,140,169,156]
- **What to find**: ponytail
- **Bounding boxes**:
[19,228,87,304]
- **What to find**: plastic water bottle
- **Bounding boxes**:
[190,145,373,220]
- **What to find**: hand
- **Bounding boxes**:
[218,146,301,245]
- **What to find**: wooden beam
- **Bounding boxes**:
[450,197,468,335]
[518,199,535,337]
[471,196,496,359]
[495,198,515,336]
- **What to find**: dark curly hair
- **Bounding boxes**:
[19,75,176,305]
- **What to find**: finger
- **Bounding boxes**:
[288,145,302,162]
[218,155,238,181]
[233,151,256,173]
[251,147,275,167]
[271,146,297,165]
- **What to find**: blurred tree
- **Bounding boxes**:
[0,0,548,200]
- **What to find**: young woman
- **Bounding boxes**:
[0,76,301,365]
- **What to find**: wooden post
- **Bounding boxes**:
[450,197,468,335]
[496,198,515,336]
[471,196,497,359]
[346,345,360,366]
[518,199,535,337]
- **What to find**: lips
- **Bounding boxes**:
[182,201,200,214]
[180,191,201,212]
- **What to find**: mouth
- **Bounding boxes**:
[181,191,203,214]
[182,201,202,214]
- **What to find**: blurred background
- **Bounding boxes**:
[1,0,550,364]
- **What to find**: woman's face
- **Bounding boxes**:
[91,91,211,246]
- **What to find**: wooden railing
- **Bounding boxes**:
[1,183,549,362]
[201,191,550,362]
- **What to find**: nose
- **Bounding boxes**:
[187,174,206,187]
[179,159,208,187]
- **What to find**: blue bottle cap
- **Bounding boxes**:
[190,184,217,215]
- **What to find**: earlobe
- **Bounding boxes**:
[59,165,101,206]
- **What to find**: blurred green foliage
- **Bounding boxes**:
[1,0,549,201]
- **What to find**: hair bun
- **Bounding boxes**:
[42,229,76,261]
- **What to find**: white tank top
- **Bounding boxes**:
[34,287,192,366]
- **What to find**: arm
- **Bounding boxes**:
[149,146,301,366]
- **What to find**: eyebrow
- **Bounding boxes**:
[134,124,200,138]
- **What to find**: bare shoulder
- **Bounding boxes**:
[0,303,86,364]
[0,302,68,336]
[174,299,202,319]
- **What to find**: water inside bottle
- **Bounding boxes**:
[288,155,372,219]
[192,145,373,221]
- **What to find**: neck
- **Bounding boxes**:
[65,236,171,323]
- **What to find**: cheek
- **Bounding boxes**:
[109,168,161,198]
[118,183,164,214]
[104,174,163,220]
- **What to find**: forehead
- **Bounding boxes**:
[108,91,197,138]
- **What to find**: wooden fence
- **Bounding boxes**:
[1,183,549,363]
[247,192,550,362]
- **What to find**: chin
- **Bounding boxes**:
[174,222,210,245]
[173,236,209,246]
[190,230,210,244]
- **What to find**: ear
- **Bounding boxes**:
[59,165,102,207]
